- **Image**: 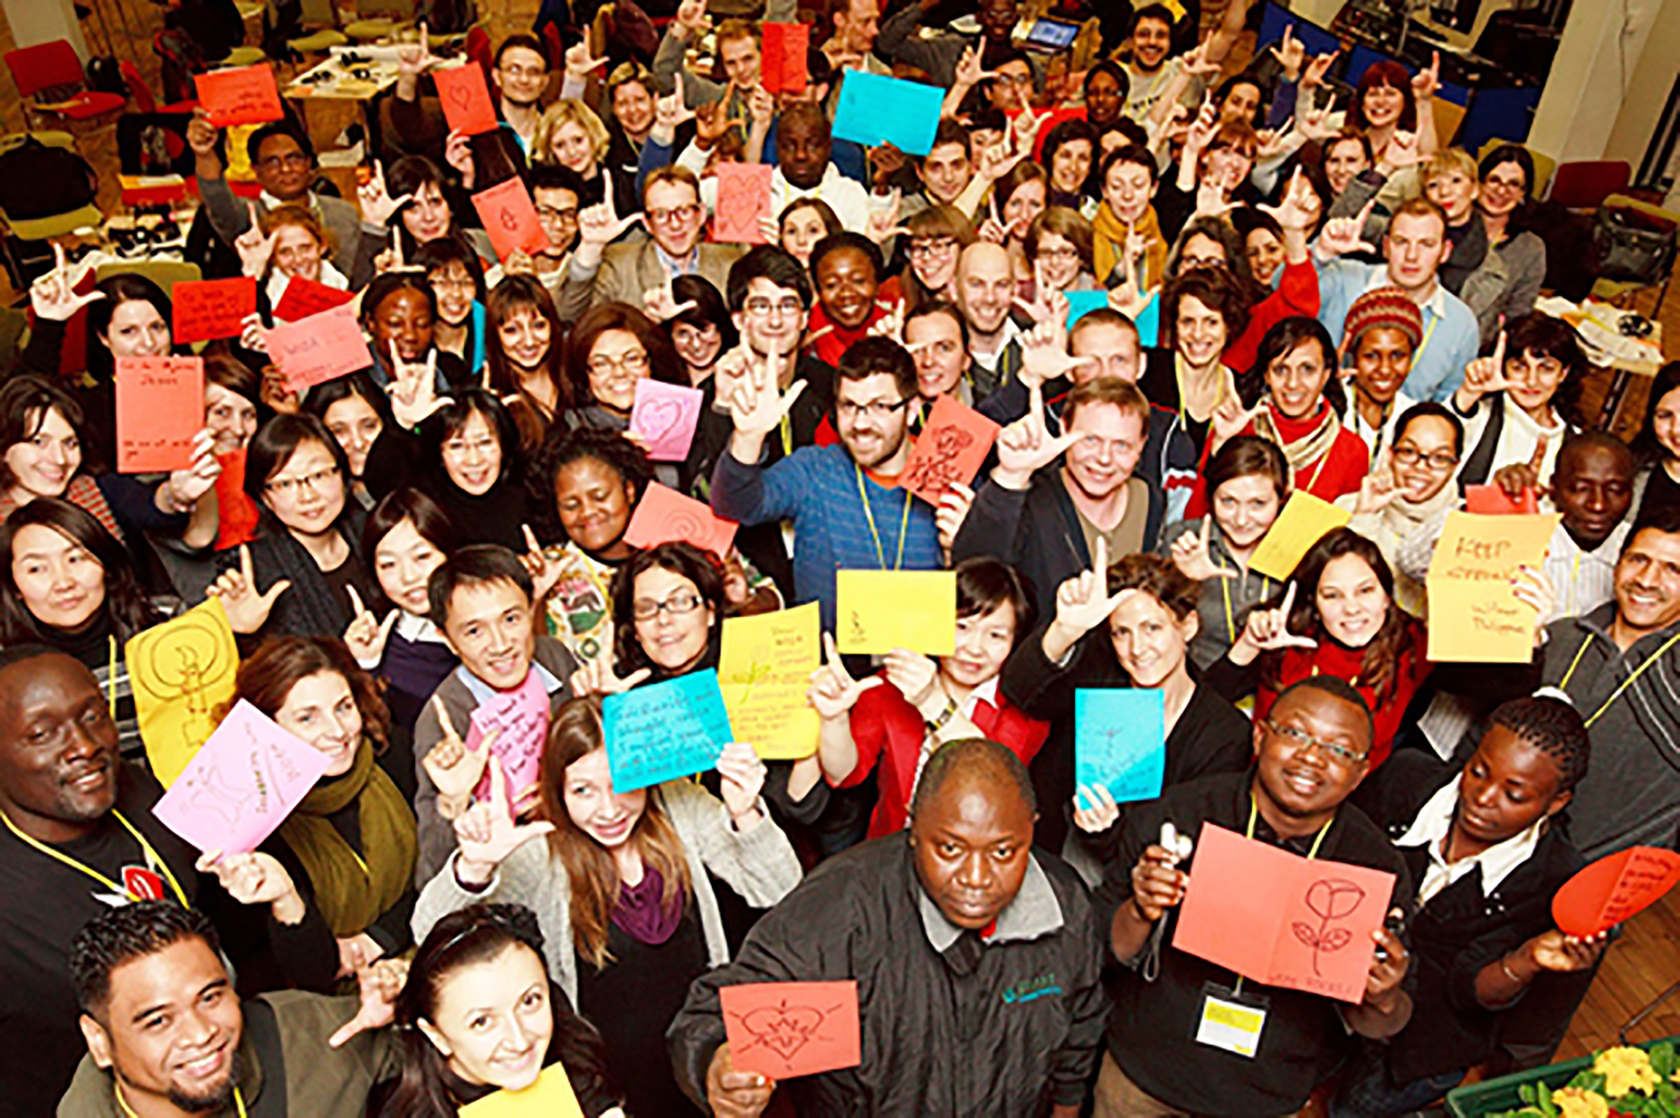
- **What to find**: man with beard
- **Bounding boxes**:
[710,335,942,632]
[59,902,402,1117]
[1122,2,1246,123]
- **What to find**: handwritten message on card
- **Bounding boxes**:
[603,669,734,793]
[194,65,284,127]
[273,274,355,323]
[433,61,499,136]
[1552,846,1680,938]
[457,1063,584,1118]
[629,379,704,462]
[472,177,550,260]
[712,161,773,246]
[1074,689,1165,804]
[125,598,240,788]
[902,394,999,506]
[1172,823,1396,1003]
[719,603,820,760]
[623,482,739,557]
[115,356,204,473]
[832,71,944,156]
[172,278,257,344]
[153,700,332,854]
[1247,492,1352,582]
[468,671,551,815]
[1426,511,1559,663]
[836,570,956,655]
[758,23,810,95]
[267,303,372,392]
[721,981,862,1080]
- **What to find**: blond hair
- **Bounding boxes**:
[533,99,611,166]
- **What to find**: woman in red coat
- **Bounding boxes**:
[810,557,1050,840]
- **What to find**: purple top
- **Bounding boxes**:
[611,863,686,946]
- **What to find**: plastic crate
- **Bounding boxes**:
[1444,1036,1677,1118]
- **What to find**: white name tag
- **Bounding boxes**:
[1195,988,1267,1058]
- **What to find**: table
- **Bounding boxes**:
[285,51,405,165]
[1537,296,1667,435]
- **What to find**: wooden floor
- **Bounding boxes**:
[0,0,1675,1063]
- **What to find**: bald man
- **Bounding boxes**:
[954,242,1024,395]
[670,738,1107,1116]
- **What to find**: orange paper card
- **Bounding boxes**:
[1426,511,1560,664]
[712,162,773,245]
[1172,823,1396,1004]
[457,1063,584,1116]
[472,177,550,260]
[115,356,205,473]
[721,981,862,1080]
[902,394,1000,506]
[194,65,284,128]
[172,278,257,344]
[623,482,738,558]
[1247,491,1351,581]
[1464,484,1540,515]
[433,62,500,136]
[266,303,372,392]
[273,275,355,323]
[1552,846,1680,938]
[759,23,810,94]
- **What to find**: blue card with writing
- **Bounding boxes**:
[1074,688,1166,804]
[832,71,943,156]
[1065,290,1110,328]
[603,669,734,793]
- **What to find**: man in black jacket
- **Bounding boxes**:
[669,738,1108,1116]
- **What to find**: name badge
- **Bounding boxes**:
[1195,983,1268,1058]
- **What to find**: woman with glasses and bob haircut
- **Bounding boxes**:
[895,204,977,313]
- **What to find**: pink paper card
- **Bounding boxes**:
[623,482,739,558]
[712,162,772,245]
[172,278,257,344]
[194,65,284,128]
[267,303,372,392]
[273,275,355,323]
[1172,823,1396,1004]
[1553,846,1680,938]
[629,379,704,462]
[1465,484,1540,516]
[115,356,204,474]
[902,394,1001,506]
[153,699,332,855]
[472,177,550,261]
[721,981,862,1080]
[467,670,551,815]
[759,23,810,95]
[433,62,500,136]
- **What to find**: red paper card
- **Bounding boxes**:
[1172,823,1397,1003]
[433,62,499,136]
[629,379,704,462]
[623,482,738,558]
[115,356,205,473]
[1465,484,1540,516]
[1553,846,1680,938]
[194,65,284,128]
[712,162,773,245]
[472,177,550,260]
[266,303,372,392]
[274,275,355,323]
[720,981,862,1080]
[759,23,810,95]
[902,394,1001,506]
[172,278,257,344]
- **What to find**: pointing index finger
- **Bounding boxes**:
[347,584,366,618]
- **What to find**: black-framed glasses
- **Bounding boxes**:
[836,398,910,422]
[1390,445,1459,470]
[632,592,705,621]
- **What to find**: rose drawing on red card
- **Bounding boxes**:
[1292,878,1365,975]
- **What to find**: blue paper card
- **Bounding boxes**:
[1074,688,1166,804]
[1065,290,1109,328]
[603,669,734,793]
[832,71,943,156]
[1134,292,1160,347]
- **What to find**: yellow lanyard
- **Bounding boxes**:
[1410,312,1440,370]
[0,808,190,907]
[107,635,118,716]
[1235,795,1333,996]
[117,1081,246,1117]
[778,413,793,458]
[856,465,911,571]
[1557,629,1680,727]
[1222,569,1272,644]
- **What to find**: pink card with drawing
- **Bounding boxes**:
[467,670,550,815]
[902,394,1000,505]
[153,700,332,855]
[629,378,704,462]
[721,981,861,1080]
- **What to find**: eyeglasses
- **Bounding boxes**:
[908,238,957,259]
[1390,445,1459,470]
[536,205,579,223]
[836,398,910,421]
[431,276,476,291]
[1036,246,1081,262]
[1181,253,1225,269]
[1483,175,1526,192]
[744,296,804,319]
[588,350,650,377]
[632,592,705,621]
[257,152,310,171]
[1263,720,1367,766]
[265,465,340,497]
[647,202,700,225]
[993,72,1034,85]
[500,63,547,79]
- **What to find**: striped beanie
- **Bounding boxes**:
[1343,287,1424,352]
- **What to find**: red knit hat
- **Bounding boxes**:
[1343,287,1424,351]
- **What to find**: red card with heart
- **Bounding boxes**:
[759,23,810,95]
[623,482,738,558]
[629,379,703,462]
[712,162,773,245]
[274,275,355,323]
[902,394,1000,506]
[472,177,551,260]
[721,981,861,1080]
[433,62,499,136]
[1465,484,1540,515]
[1552,846,1680,938]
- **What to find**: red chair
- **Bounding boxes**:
[1548,161,1632,210]
[118,60,198,114]
[541,21,565,71]
[465,25,493,83]
[4,40,125,128]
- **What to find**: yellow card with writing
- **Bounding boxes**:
[836,570,956,655]
[458,1064,584,1117]
[719,602,821,759]
[1427,511,1559,663]
[1247,492,1352,582]
[124,598,240,788]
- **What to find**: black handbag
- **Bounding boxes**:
[1591,201,1677,285]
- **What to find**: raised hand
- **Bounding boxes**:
[1510,564,1555,638]
[882,647,942,713]
[1129,842,1189,922]
[1170,519,1239,581]
[935,481,974,558]
[1456,330,1515,408]
[1236,581,1318,657]
[577,170,644,247]
[1366,909,1410,1004]
[453,759,558,884]
[1180,40,1224,81]
[1019,318,1095,389]
[1411,51,1441,101]
[977,192,1009,245]
[565,39,607,82]
[694,99,743,147]
[196,849,298,908]
[206,544,291,634]
[715,741,768,825]
[643,279,697,323]
[1382,129,1422,172]
[1260,167,1320,232]
[329,957,410,1048]
[994,383,1082,488]
[240,312,269,353]
[864,187,908,244]
[443,128,476,190]
[160,428,222,510]
[1208,397,1265,454]
[422,695,492,814]
[29,243,105,322]
[186,108,220,160]
[1296,104,1338,143]
[568,655,652,698]
[343,585,400,665]
[1269,24,1304,80]
[1184,96,1221,154]
[806,631,882,720]
[673,0,712,39]
[1317,198,1379,258]
[358,162,413,229]
[1302,49,1339,89]
[234,200,279,278]
[520,524,562,603]
[1194,173,1240,220]
[1052,536,1130,640]
[1524,929,1609,973]
[653,84,696,143]
[706,1043,775,1118]
[386,341,447,428]
[726,350,806,437]
[1494,435,1550,501]
[1072,782,1121,834]
[953,44,995,89]
[1353,448,1398,515]
[396,23,440,88]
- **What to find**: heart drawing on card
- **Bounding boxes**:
[739,1001,828,1061]
[637,397,687,444]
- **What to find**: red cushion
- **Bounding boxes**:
[57,91,125,118]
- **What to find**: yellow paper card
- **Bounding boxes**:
[124,598,240,787]
[719,602,821,760]
[836,570,956,655]
[1247,492,1352,581]
[1426,511,1560,663]
[458,1063,584,1117]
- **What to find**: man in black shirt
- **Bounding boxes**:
[1096,676,1414,1117]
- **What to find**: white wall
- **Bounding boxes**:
[1525,0,1662,165]
[2,0,91,59]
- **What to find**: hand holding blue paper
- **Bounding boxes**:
[603,669,735,792]
[1064,290,1110,328]
[1075,689,1166,804]
[832,71,944,156]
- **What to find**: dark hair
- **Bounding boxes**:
[360,271,440,355]
[1042,118,1099,195]
[1214,73,1267,127]
[910,737,1036,823]
[1486,696,1591,794]
[1633,360,1680,466]
[1503,312,1588,428]
[1232,206,1284,246]
[1069,307,1140,352]
[1099,143,1159,186]
[667,275,738,355]
[1107,552,1200,621]
[0,375,84,491]
[202,349,262,405]
[1393,400,1465,457]
[1,499,156,642]
[69,901,220,1018]
[1166,216,1260,296]
[777,196,843,243]
[611,541,726,675]
[836,335,917,401]
[1024,207,1095,274]
[1555,430,1635,484]
[1242,316,1346,416]
[300,371,394,472]
[486,275,569,452]
[562,302,684,417]
[414,233,488,307]
[526,425,653,547]
[904,299,971,353]
[992,160,1048,219]
[954,556,1035,646]
[726,244,812,313]
[247,118,314,166]
[808,231,883,283]
[1629,501,1680,549]
[1161,266,1250,349]
[244,413,352,522]
[1272,527,1413,703]
[384,156,454,253]
[85,273,176,384]
[925,117,973,160]
[1205,434,1290,503]
[233,635,391,753]
[429,543,533,628]
[416,389,521,495]
[1130,3,1177,33]
[1478,144,1535,198]
[493,32,549,69]
[1351,60,1417,131]
[1271,674,1376,751]
[362,488,461,611]
[1084,59,1129,104]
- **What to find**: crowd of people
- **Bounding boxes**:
[0,0,1675,1114]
